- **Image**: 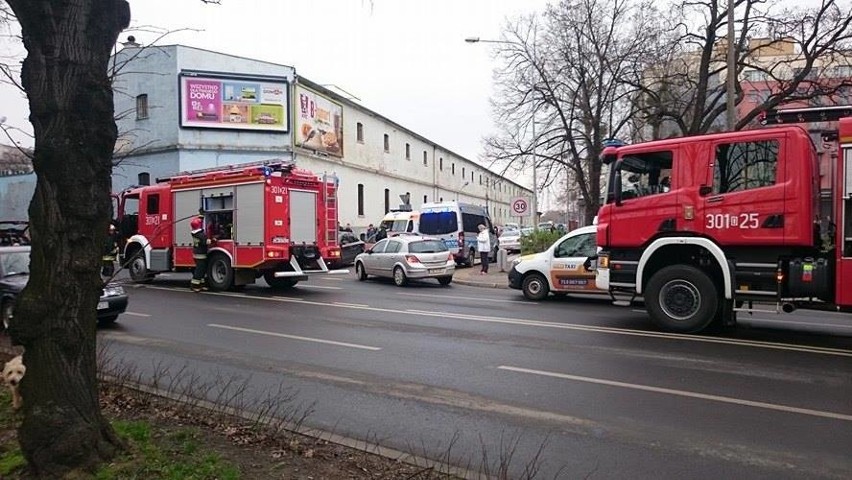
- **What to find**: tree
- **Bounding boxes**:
[4,0,129,475]
[634,0,852,137]
[485,0,661,225]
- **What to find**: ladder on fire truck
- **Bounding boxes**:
[322,173,340,247]
[761,105,852,126]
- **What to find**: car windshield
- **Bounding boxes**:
[408,240,449,253]
[419,211,458,235]
[501,231,520,238]
[0,251,30,276]
[521,228,534,235]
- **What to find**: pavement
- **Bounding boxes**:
[451,253,519,289]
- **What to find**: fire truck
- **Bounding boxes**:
[595,105,852,333]
[114,160,347,291]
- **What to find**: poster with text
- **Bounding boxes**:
[180,74,289,132]
[294,86,343,157]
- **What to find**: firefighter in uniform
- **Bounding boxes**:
[190,216,211,292]
[101,223,119,277]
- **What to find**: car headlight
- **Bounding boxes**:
[103,285,125,297]
[512,258,523,266]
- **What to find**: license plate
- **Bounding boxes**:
[428,268,444,274]
[97,302,108,310]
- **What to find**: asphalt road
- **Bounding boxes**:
[101,270,852,479]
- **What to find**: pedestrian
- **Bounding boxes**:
[477,224,491,275]
[190,216,212,292]
[344,223,353,233]
[101,223,119,277]
[375,225,388,242]
[366,223,376,242]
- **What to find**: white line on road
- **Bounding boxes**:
[123,312,151,317]
[632,309,852,330]
[497,365,852,422]
[320,277,345,281]
[397,292,537,305]
[207,323,381,351]
[334,302,370,308]
[296,284,342,290]
[143,286,852,357]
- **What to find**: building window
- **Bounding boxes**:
[358,184,365,216]
[357,122,364,143]
[423,195,428,204]
[471,171,474,182]
[384,188,390,214]
[479,174,482,185]
[136,94,149,120]
[406,143,411,160]
[713,140,778,194]
[384,134,390,153]
[439,197,443,202]
[462,167,466,178]
[439,157,443,171]
[452,163,455,175]
[423,151,428,166]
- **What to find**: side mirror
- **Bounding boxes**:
[698,185,712,196]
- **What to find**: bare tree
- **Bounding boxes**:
[485,0,662,225]
[634,0,852,138]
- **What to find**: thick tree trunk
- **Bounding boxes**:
[5,0,130,476]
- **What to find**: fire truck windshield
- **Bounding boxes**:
[607,151,673,202]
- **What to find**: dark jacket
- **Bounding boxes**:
[191,229,209,259]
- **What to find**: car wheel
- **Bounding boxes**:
[645,265,717,333]
[1,299,14,332]
[356,262,368,281]
[393,266,408,287]
[128,254,153,283]
[263,271,298,289]
[98,315,119,326]
[522,273,549,301]
[469,248,477,267]
[206,254,235,291]
[437,276,452,286]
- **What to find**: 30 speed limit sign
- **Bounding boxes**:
[510,196,531,217]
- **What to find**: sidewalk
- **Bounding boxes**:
[452,254,518,289]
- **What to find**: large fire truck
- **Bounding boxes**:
[595,105,852,333]
[114,160,347,291]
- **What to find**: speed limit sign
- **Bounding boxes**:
[510,196,531,217]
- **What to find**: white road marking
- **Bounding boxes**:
[296,284,342,290]
[397,292,537,305]
[207,323,381,351]
[334,302,369,308]
[497,365,852,422]
[273,296,304,301]
[633,309,852,330]
[123,312,151,317]
[144,286,852,357]
[321,277,344,281]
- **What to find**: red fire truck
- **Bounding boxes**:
[595,105,852,333]
[114,160,346,291]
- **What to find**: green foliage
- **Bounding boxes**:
[520,229,563,255]
[0,447,26,476]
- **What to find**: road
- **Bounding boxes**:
[102,271,852,479]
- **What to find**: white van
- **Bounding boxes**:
[417,201,497,266]
[378,210,419,238]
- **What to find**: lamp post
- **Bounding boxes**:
[456,181,469,201]
[466,36,539,229]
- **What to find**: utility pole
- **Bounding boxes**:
[726,0,736,130]
[532,117,539,230]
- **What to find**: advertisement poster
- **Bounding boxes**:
[180,74,289,132]
[294,86,343,157]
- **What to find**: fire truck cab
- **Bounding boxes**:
[595,107,852,333]
[115,160,347,291]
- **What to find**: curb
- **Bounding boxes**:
[453,277,510,289]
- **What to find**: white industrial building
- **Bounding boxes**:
[110,42,531,232]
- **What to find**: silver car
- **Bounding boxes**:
[354,236,455,286]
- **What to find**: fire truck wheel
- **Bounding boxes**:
[207,254,235,291]
[393,266,408,287]
[645,265,718,333]
[355,262,368,281]
[263,271,298,289]
[128,255,153,283]
[522,273,549,301]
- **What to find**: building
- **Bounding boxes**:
[0,145,34,220]
[110,43,532,232]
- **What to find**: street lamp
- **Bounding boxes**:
[465,36,539,229]
[456,181,470,201]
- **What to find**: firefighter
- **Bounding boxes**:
[101,223,119,277]
[190,216,212,292]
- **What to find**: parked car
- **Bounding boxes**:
[0,221,29,246]
[0,245,128,328]
[508,225,601,300]
[354,236,455,286]
[330,231,365,268]
[498,229,522,253]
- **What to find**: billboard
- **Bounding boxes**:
[295,85,343,157]
[179,73,289,132]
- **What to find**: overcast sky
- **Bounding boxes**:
[0,0,550,174]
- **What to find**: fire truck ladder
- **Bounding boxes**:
[761,105,852,126]
[322,173,340,247]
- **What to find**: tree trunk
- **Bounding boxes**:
[5,0,130,476]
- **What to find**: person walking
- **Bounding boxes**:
[477,224,491,275]
[101,223,119,277]
[190,216,212,292]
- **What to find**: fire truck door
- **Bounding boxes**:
[702,137,786,246]
[837,147,852,306]
[290,190,317,243]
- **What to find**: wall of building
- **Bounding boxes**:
[0,173,35,219]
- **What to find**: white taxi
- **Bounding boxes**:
[507,225,600,300]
